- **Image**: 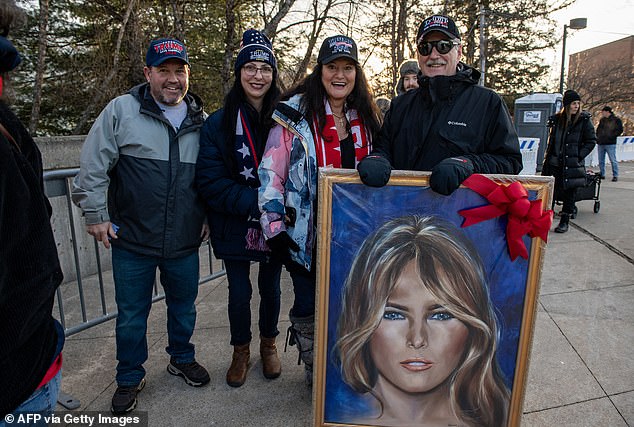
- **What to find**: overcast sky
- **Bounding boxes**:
[552,0,634,54]
[543,0,634,88]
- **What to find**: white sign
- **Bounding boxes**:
[523,111,541,123]
[586,135,634,166]
[519,138,539,151]
[518,137,539,176]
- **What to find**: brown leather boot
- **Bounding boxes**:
[226,343,250,387]
[260,335,281,379]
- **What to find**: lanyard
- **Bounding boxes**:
[239,109,259,169]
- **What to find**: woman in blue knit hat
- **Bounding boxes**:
[195,29,283,387]
[542,89,596,233]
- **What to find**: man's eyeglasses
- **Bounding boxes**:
[417,40,459,56]
[242,64,274,77]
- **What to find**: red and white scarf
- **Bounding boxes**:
[313,100,371,168]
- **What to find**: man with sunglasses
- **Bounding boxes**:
[358,15,522,194]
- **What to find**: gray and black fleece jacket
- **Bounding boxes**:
[72,83,206,259]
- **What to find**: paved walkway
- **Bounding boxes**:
[58,163,634,427]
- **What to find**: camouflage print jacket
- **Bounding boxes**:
[258,94,318,270]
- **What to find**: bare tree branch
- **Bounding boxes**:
[72,0,137,134]
[222,0,239,95]
[171,0,185,40]
[262,0,296,38]
[29,0,49,135]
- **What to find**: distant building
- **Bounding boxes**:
[567,36,634,134]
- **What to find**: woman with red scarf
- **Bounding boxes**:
[258,35,382,386]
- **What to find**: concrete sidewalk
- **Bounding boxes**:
[58,163,634,427]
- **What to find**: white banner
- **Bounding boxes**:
[586,135,634,166]
[519,137,539,175]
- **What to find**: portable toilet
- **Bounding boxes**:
[513,93,562,174]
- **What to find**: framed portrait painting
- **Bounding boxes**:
[313,169,554,427]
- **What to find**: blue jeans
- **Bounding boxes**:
[0,370,61,427]
[112,247,199,386]
[598,144,618,178]
[224,259,283,345]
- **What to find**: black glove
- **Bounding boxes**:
[357,155,392,187]
[266,231,300,254]
[429,157,475,195]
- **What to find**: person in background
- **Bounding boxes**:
[72,37,210,414]
[596,105,623,182]
[394,59,420,96]
[542,90,596,233]
[375,96,391,118]
[357,14,522,194]
[195,29,283,388]
[0,1,64,421]
[258,34,381,386]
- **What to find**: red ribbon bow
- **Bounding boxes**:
[458,174,553,261]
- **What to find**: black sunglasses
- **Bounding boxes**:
[417,39,459,56]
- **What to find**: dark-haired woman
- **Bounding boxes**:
[542,89,596,233]
[195,29,283,388]
[258,35,382,385]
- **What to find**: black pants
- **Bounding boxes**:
[285,258,316,319]
[272,246,316,319]
[224,258,283,346]
[554,167,577,215]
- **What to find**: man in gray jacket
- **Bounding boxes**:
[72,37,209,415]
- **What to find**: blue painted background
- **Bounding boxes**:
[323,183,533,422]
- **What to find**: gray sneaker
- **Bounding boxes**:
[111,378,145,414]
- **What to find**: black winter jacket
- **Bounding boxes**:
[0,101,64,416]
[195,105,269,261]
[596,114,623,145]
[373,63,522,174]
[542,111,596,190]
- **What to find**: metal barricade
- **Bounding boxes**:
[43,168,225,338]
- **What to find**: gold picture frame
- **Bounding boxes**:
[314,169,554,427]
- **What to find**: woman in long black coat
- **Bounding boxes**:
[542,90,596,233]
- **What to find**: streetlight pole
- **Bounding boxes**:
[475,8,520,87]
[559,24,568,94]
[559,17,587,94]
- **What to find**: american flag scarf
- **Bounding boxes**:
[234,106,269,252]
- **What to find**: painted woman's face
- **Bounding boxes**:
[369,261,469,395]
